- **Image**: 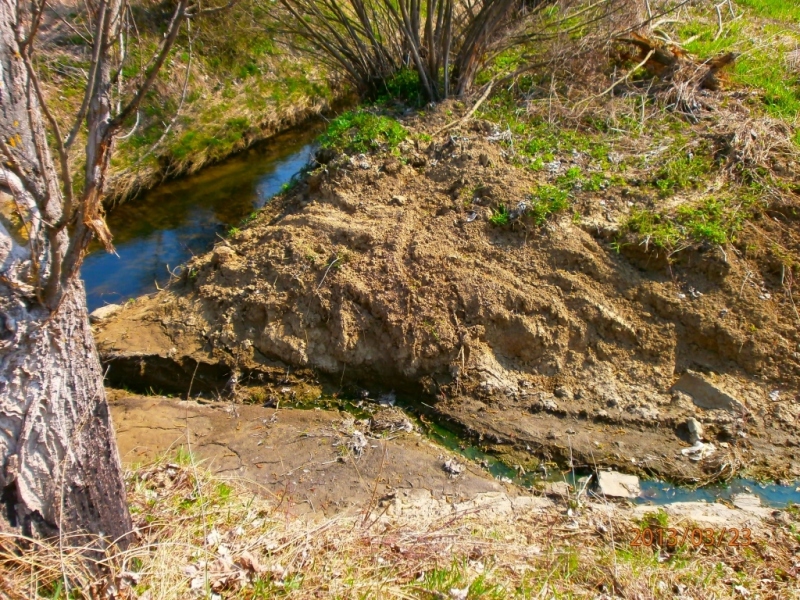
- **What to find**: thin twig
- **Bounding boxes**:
[316,257,340,291]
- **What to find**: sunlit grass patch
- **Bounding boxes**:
[623,193,761,251]
[318,109,408,154]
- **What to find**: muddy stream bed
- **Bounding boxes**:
[83,122,800,511]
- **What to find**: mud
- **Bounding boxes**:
[110,391,508,517]
[95,102,800,484]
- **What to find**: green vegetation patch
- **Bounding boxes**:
[318,109,408,154]
[651,144,715,195]
[529,184,570,224]
[677,4,800,125]
[623,193,760,251]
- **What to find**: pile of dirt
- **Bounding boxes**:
[94,102,800,483]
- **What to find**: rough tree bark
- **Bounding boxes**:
[0,0,199,546]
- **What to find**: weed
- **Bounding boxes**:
[489,205,510,226]
[528,185,570,225]
[652,147,714,195]
[423,319,440,341]
[241,211,259,226]
[377,68,424,107]
[414,559,505,599]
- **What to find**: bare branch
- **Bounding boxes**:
[108,0,189,131]
[65,0,111,150]
[19,54,75,229]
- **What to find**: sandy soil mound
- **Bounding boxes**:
[95,105,800,483]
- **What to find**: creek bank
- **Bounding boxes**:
[109,390,512,517]
[105,95,349,204]
[95,102,800,486]
[109,391,786,531]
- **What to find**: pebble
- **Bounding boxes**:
[443,458,465,477]
[554,385,573,400]
[686,417,704,444]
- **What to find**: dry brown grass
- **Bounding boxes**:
[0,453,798,599]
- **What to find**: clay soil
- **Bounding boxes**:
[95,102,800,485]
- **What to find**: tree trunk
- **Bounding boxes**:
[0,0,132,546]
[0,278,132,546]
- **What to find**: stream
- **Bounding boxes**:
[81,122,799,510]
[82,125,321,312]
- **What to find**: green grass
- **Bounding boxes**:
[489,204,510,225]
[737,0,800,21]
[677,5,800,125]
[529,184,570,224]
[318,109,408,154]
[413,559,506,599]
[651,145,715,195]
[376,67,425,107]
[624,193,760,251]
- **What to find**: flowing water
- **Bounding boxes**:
[81,122,799,509]
[82,125,322,312]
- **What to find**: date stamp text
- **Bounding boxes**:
[631,527,752,548]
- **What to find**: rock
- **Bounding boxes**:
[382,159,402,175]
[315,147,338,164]
[478,153,491,167]
[212,245,236,266]
[731,493,762,513]
[531,395,558,413]
[540,481,572,498]
[443,458,465,477]
[595,470,640,499]
[670,371,745,413]
[390,195,407,206]
[344,430,368,457]
[554,385,573,400]
[686,417,704,444]
[631,405,660,421]
[409,154,427,168]
[89,303,123,323]
[377,391,396,406]
[632,501,771,527]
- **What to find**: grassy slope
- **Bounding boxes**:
[469,0,799,274]
[39,0,339,201]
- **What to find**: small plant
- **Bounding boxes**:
[227,226,241,237]
[241,211,258,225]
[423,319,440,341]
[489,205,510,225]
[281,179,298,193]
[529,185,570,225]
